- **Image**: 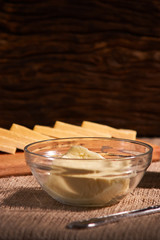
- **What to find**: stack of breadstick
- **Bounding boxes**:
[0,121,159,161]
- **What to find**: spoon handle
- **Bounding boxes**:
[67,205,160,229]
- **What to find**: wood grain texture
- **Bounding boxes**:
[0,152,31,177]
[1,0,160,136]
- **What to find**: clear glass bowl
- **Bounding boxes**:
[24,137,153,207]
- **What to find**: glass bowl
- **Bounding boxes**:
[24,137,153,207]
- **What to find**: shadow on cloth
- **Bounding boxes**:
[138,171,160,189]
[2,188,99,211]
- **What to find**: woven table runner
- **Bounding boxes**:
[0,141,160,240]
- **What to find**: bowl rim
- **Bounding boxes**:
[24,137,153,161]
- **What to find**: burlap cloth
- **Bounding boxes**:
[0,139,160,240]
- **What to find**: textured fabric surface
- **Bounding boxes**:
[0,142,160,240]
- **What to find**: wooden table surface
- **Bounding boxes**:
[0,152,30,178]
[0,137,160,178]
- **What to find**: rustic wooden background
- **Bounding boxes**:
[1,0,160,136]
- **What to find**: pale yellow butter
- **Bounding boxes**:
[63,145,104,159]
[45,146,130,206]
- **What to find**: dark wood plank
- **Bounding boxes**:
[0,0,160,136]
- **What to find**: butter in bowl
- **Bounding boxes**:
[24,137,152,207]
